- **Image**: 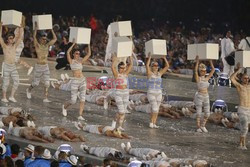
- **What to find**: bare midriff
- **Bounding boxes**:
[116,85,127,89]
[3,45,16,64]
[36,44,49,65]
[198,88,208,94]
[238,85,250,108]
[72,70,84,78]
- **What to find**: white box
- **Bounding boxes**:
[235,51,250,68]
[187,43,219,60]
[32,14,52,30]
[112,37,133,57]
[1,10,22,27]
[245,37,250,51]
[69,27,91,44]
[110,21,132,37]
[145,39,167,58]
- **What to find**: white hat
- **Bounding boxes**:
[57,144,73,154]
[128,160,142,167]
[67,155,78,166]
[0,129,6,136]
[0,143,6,155]
[42,149,52,159]
[25,144,35,153]
[53,150,60,160]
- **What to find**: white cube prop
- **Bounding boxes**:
[1,10,22,27]
[145,39,167,58]
[235,51,250,68]
[69,27,91,44]
[32,14,52,30]
[112,37,133,57]
[187,43,219,60]
[245,37,250,51]
[110,21,132,37]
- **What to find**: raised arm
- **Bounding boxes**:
[230,63,242,88]
[82,45,92,63]
[146,53,153,77]
[66,42,76,64]
[48,28,57,46]
[125,56,133,75]
[159,57,169,76]
[14,17,25,48]
[0,22,7,48]
[194,55,199,83]
[111,53,118,79]
[33,22,39,47]
[205,60,215,80]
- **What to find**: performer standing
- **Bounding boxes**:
[0,20,24,103]
[146,54,169,128]
[26,22,57,102]
[230,63,250,149]
[221,30,235,77]
[194,56,215,132]
[111,54,133,131]
[14,16,33,75]
[62,41,91,121]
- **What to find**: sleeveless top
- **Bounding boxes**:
[197,77,210,90]
[70,59,83,71]
[115,73,128,88]
[148,72,162,92]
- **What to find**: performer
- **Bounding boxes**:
[194,56,215,133]
[111,54,133,131]
[75,122,130,139]
[0,20,24,103]
[62,41,91,121]
[230,63,250,149]
[14,16,33,75]
[146,54,169,128]
[37,126,85,142]
[221,30,235,77]
[26,22,57,102]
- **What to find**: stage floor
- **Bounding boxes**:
[0,57,249,167]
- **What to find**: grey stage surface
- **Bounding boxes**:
[0,57,248,167]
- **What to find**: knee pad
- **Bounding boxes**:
[70,99,77,105]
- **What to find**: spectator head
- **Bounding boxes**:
[67,155,78,166]
[50,160,59,167]
[15,159,24,167]
[34,146,45,157]
[24,144,34,157]
[128,160,142,167]
[11,144,20,155]
[4,156,14,167]
[0,129,6,143]
[57,144,73,154]
[42,149,51,160]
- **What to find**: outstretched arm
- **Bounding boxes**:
[206,60,215,80]
[194,55,199,83]
[146,53,152,77]
[111,53,118,79]
[159,57,169,76]
[48,28,57,46]
[67,41,76,64]
[82,45,92,63]
[0,22,7,48]
[125,56,133,75]
[33,22,39,47]
[230,63,242,88]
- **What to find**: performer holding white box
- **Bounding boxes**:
[1,10,22,27]
[221,31,235,77]
[69,27,91,44]
[146,53,169,128]
[26,22,57,103]
[187,43,219,60]
[32,14,52,30]
[0,19,24,103]
[111,54,133,131]
[145,39,167,58]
